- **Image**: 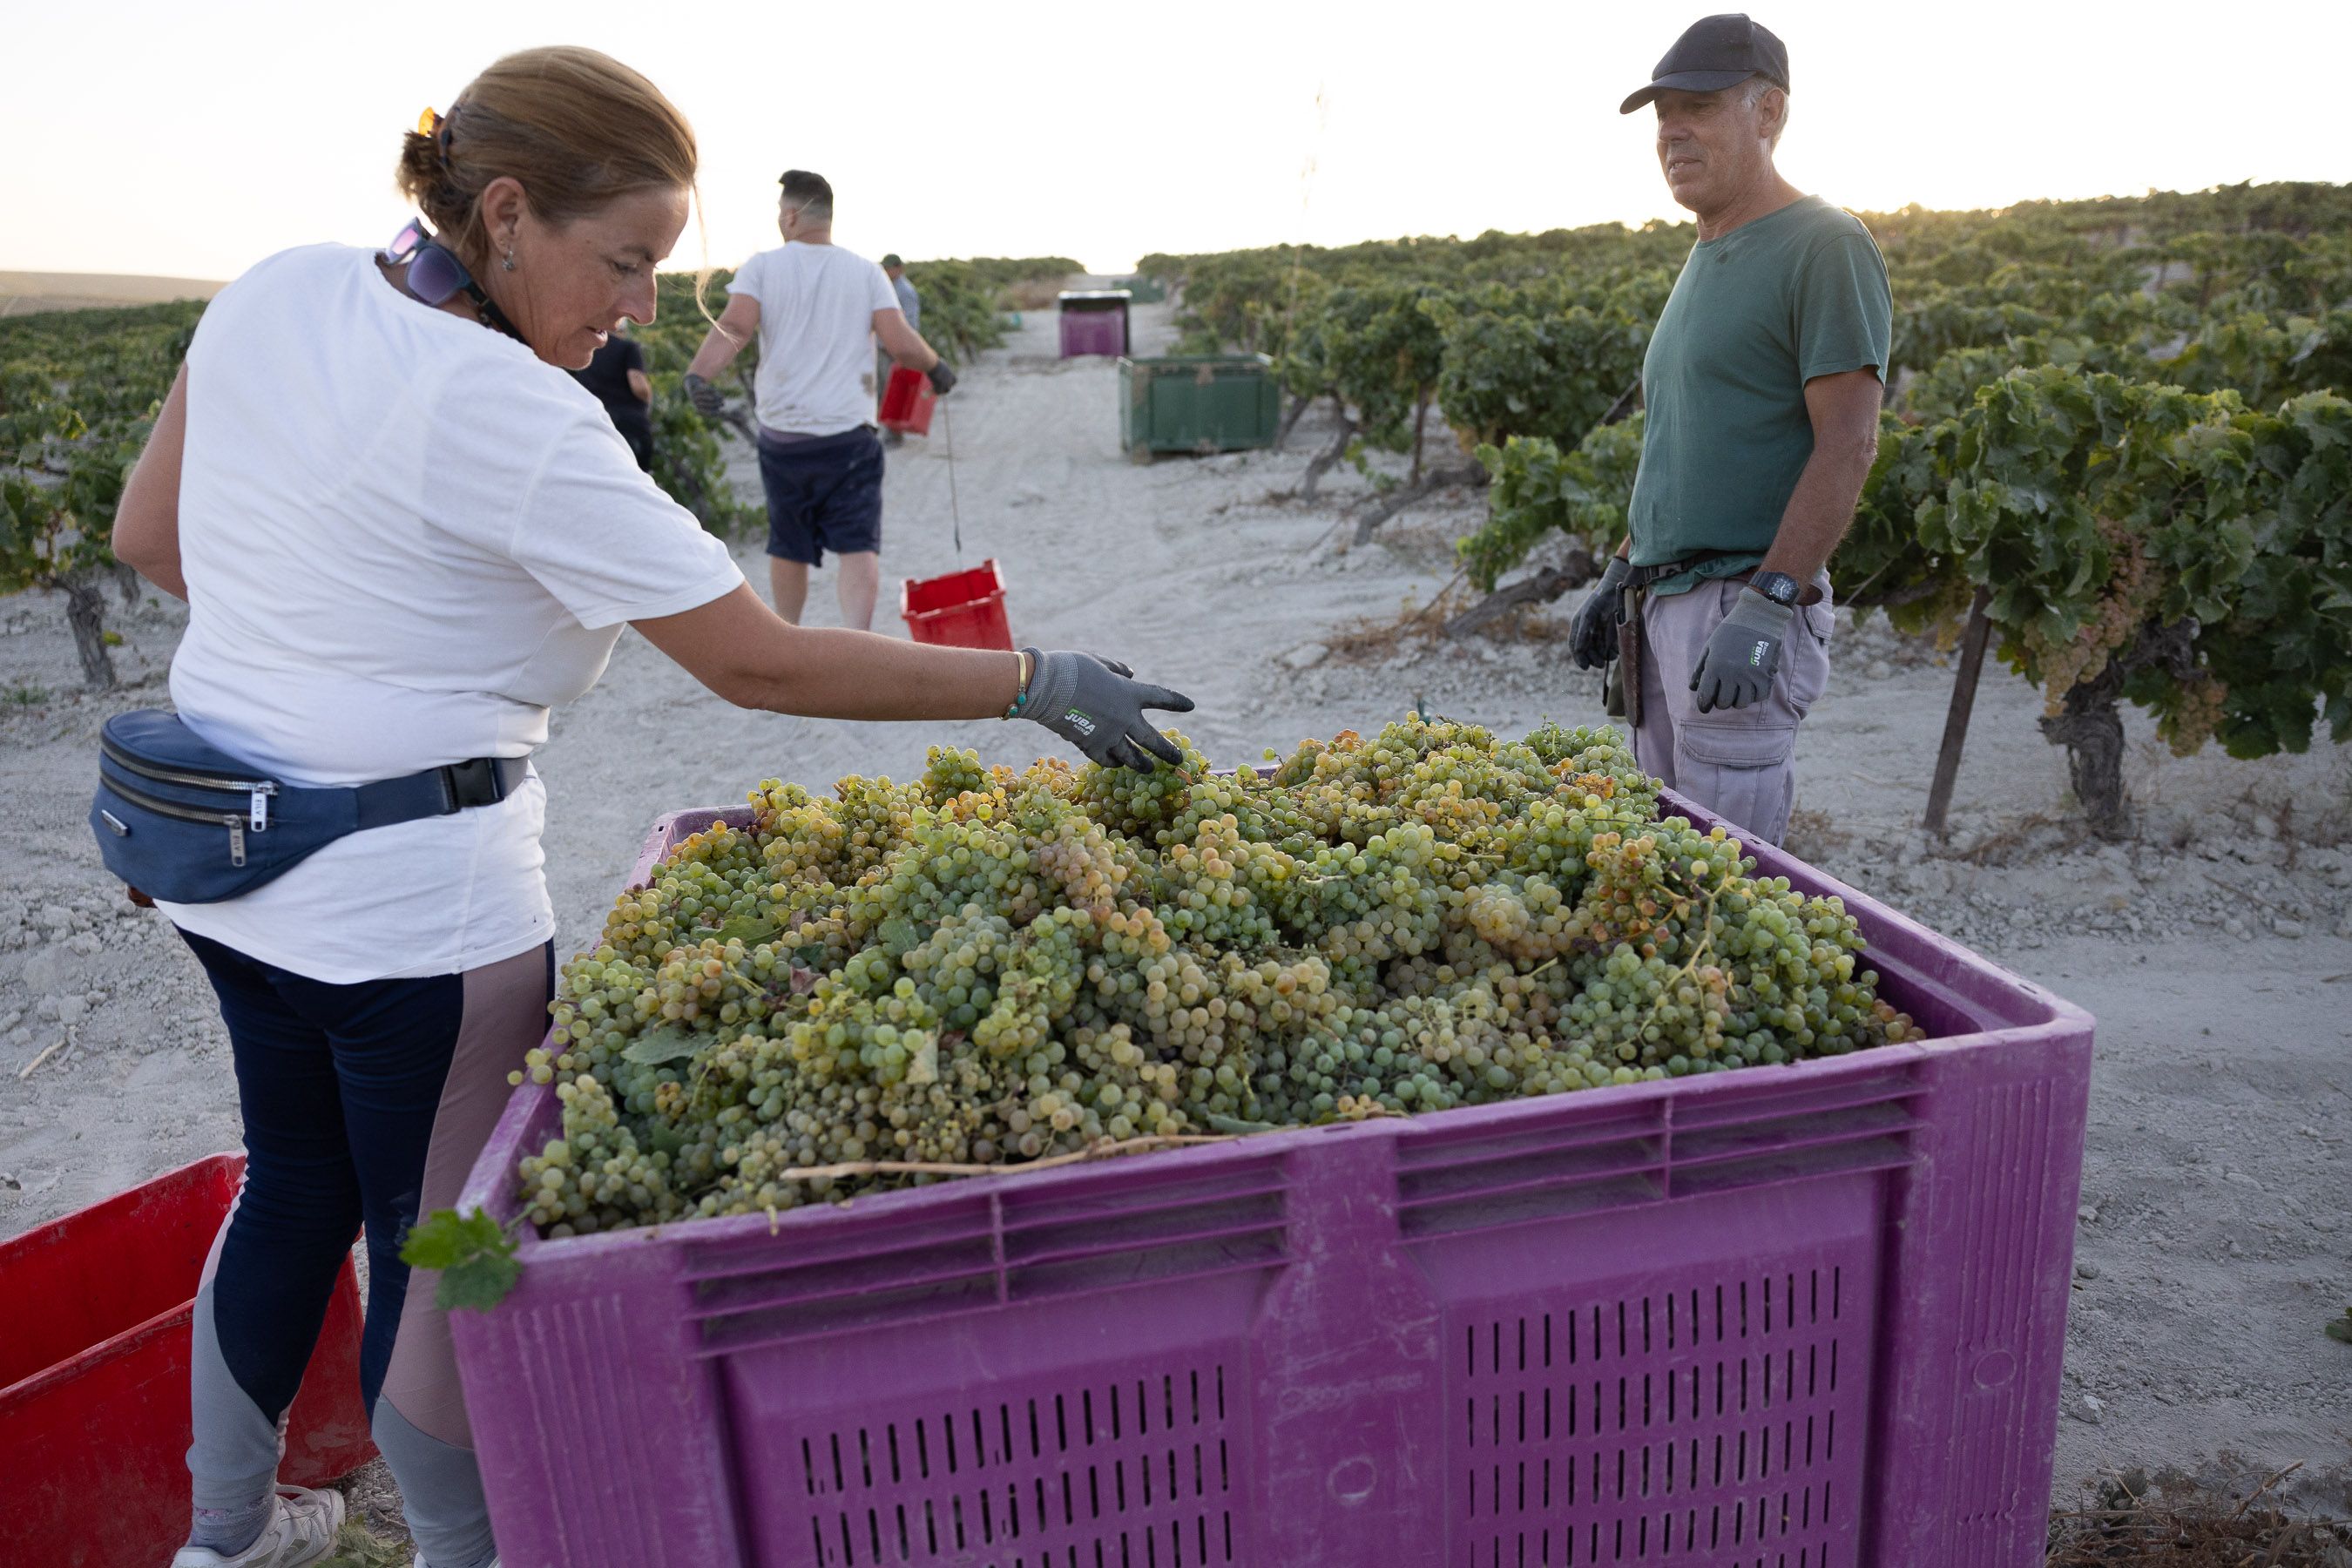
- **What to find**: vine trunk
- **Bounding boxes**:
[2036,621,2201,840]
[63,571,117,691]
[1299,400,1358,502]
[1276,391,1313,451]
[2040,678,2130,840]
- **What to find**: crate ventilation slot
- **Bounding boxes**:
[1396,1071,1920,1239]
[1456,1264,1865,1567]
[686,1162,1289,1352]
[796,1363,1237,1567]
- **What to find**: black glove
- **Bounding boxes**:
[1018,649,1193,771]
[1690,588,1795,713]
[682,373,723,418]
[926,360,957,396]
[1571,556,1632,670]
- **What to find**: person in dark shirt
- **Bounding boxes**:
[878,252,922,447]
[571,321,654,470]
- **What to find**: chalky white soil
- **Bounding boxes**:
[3,296,2347,1521]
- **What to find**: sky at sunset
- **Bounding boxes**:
[6,0,2348,284]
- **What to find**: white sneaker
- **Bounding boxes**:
[170,1485,346,1567]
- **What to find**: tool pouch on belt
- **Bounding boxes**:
[1612,585,1644,730]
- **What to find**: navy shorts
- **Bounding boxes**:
[756,426,884,566]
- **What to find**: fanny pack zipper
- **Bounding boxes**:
[101,771,253,867]
[100,733,278,830]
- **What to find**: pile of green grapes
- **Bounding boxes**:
[515,720,1916,1235]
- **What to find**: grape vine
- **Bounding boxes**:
[0,300,198,687]
[1150,184,2352,833]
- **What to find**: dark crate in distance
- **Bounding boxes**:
[1058,289,1131,358]
[1120,354,1281,459]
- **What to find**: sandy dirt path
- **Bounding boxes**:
[2,296,2347,1511]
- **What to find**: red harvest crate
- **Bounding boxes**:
[0,1153,375,1568]
[901,558,1015,651]
[878,365,936,436]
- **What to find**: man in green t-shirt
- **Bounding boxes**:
[1570,13,1892,847]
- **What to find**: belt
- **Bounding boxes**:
[1607,556,1824,729]
[353,755,533,828]
[1625,551,1825,605]
[758,422,880,447]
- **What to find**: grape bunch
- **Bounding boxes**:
[515,720,1916,1235]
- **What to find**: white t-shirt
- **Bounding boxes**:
[727,243,902,436]
[159,244,745,984]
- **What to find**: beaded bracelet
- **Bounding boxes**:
[1003,650,1034,719]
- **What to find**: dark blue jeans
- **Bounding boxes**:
[186,931,460,1415]
[181,929,551,1568]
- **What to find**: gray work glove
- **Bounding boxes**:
[682,373,722,418]
[1570,556,1632,670]
[1019,649,1194,771]
[1690,587,1794,713]
[926,359,958,395]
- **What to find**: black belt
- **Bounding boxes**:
[353,755,532,829]
[1607,553,1826,727]
[758,422,879,447]
[1627,550,1822,604]
[1626,548,1742,592]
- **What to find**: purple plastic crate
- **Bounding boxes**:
[453,789,2093,1568]
[1059,306,1128,358]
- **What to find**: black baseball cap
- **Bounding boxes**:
[1619,14,1789,114]
[881,253,904,268]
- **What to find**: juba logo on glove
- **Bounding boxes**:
[1747,641,1770,667]
[1063,709,1098,737]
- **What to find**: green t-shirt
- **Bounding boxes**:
[1627,194,1892,594]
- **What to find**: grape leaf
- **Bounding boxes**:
[709,916,780,946]
[1206,1113,1279,1136]
[621,1024,700,1065]
[399,1208,520,1313]
[317,1519,411,1568]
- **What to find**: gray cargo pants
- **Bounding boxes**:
[1630,571,1834,848]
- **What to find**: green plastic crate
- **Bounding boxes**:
[1119,353,1280,460]
[1113,274,1168,303]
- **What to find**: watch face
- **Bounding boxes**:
[1753,571,1800,606]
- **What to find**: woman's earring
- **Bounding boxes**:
[501,248,517,273]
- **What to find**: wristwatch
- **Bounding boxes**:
[1747,571,1801,608]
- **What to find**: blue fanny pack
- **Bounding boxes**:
[90,710,531,905]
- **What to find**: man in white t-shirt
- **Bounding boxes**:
[686,170,954,630]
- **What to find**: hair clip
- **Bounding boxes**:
[416,105,456,164]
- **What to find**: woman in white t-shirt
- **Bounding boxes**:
[108,47,1190,1568]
